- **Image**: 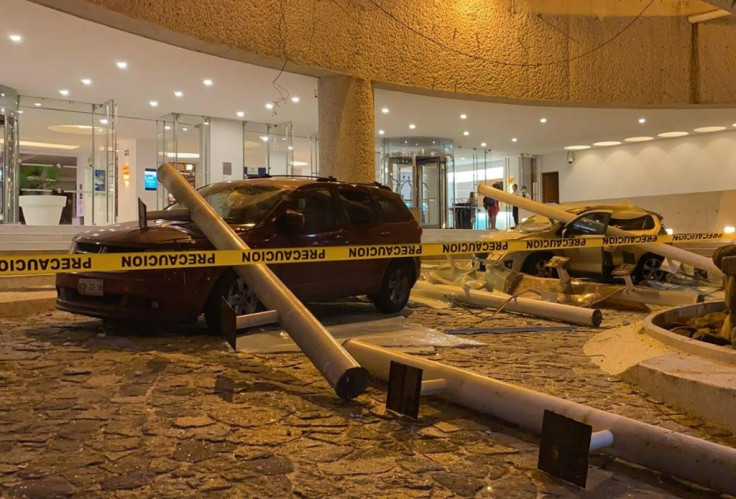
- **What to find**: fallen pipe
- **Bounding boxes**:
[158,163,366,400]
[477,184,723,279]
[413,280,602,327]
[343,339,736,495]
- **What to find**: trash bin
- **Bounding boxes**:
[453,203,472,229]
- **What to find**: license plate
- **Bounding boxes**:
[78,278,104,296]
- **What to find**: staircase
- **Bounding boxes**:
[0,224,82,253]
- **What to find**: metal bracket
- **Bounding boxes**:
[137,198,148,230]
[538,410,614,488]
[220,298,279,351]
[386,361,448,419]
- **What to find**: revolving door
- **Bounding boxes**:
[381,137,453,229]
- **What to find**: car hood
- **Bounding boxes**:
[73,219,204,248]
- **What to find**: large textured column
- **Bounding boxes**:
[318,76,375,183]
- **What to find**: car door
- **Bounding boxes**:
[250,185,351,300]
[334,186,383,295]
[560,211,612,274]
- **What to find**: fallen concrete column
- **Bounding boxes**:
[413,280,602,327]
[343,339,736,495]
[158,163,367,400]
[477,184,723,279]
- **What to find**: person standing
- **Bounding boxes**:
[511,184,520,226]
[467,192,478,229]
[483,194,499,230]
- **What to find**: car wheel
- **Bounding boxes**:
[374,260,414,313]
[521,252,555,278]
[204,270,263,334]
[635,254,666,283]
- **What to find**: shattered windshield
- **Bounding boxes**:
[515,215,554,233]
[169,184,290,224]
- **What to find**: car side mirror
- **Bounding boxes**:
[275,209,304,232]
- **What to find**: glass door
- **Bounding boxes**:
[417,156,444,228]
[157,113,209,208]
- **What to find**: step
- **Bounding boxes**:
[0,274,56,291]
[0,290,57,316]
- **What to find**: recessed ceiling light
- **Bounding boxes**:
[290,96,300,103]
[203,79,213,86]
[404,140,408,144]
[638,117,646,124]
[8,34,22,43]
[149,101,158,107]
[480,142,487,147]
[694,126,726,133]
[17,110,23,114]
[409,124,416,129]
[164,125,171,130]
[34,102,41,107]
[460,114,467,120]
[463,131,469,136]
[658,131,689,138]
[236,111,245,118]
[460,157,466,160]
[378,130,385,135]
[99,118,108,125]
[260,136,269,142]
[116,61,127,69]
[182,127,188,132]
[564,145,591,150]
[58,89,69,97]
[733,123,736,127]
[511,137,518,143]
[174,91,183,98]
[381,107,389,114]
[81,78,92,86]
[540,117,547,123]
[265,103,274,110]
[593,141,622,147]
[624,136,653,142]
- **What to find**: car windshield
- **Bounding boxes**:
[168,184,290,224]
[515,215,554,233]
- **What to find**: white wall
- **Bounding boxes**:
[209,118,243,183]
[541,129,736,200]
[116,139,158,223]
[539,129,736,232]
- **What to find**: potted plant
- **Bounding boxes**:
[19,164,67,225]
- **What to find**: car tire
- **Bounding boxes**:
[373,260,414,313]
[204,270,264,334]
[521,252,555,278]
[634,253,666,283]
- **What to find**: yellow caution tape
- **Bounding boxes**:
[0,232,733,276]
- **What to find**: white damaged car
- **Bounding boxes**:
[472,201,668,282]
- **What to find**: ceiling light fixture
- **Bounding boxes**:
[638,117,646,124]
[164,125,171,130]
[409,124,416,129]
[58,89,69,97]
[378,130,385,135]
[259,136,269,142]
[563,145,591,150]
[236,111,245,118]
[33,102,41,107]
[182,127,188,132]
[149,101,158,107]
[657,131,689,138]
[99,118,108,125]
[287,146,294,151]
[381,107,389,114]
[593,141,622,147]
[624,136,653,142]
[116,61,127,69]
[480,142,487,147]
[203,79,213,86]
[18,140,79,150]
[693,126,727,133]
[174,91,183,98]
[17,110,23,114]
[463,131,469,136]
[8,34,22,43]
[460,114,467,120]
[540,118,547,123]
[290,96,300,103]
[265,103,274,110]
[81,78,92,86]
[511,137,518,143]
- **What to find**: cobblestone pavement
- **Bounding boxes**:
[1,303,734,498]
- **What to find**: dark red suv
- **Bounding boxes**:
[56,177,422,331]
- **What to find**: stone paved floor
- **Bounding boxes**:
[1,303,734,498]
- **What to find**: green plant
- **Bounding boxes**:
[19,164,60,191]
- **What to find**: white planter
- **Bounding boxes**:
[19,195,67,225]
